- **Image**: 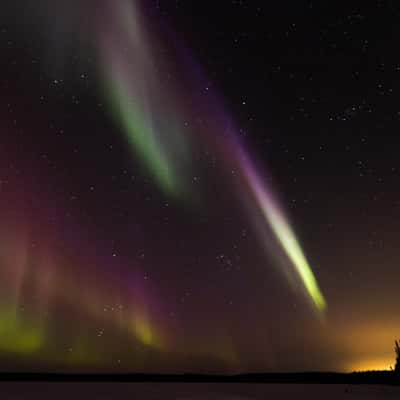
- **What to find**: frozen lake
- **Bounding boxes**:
[1,382,399,399]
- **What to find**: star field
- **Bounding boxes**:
[0,0,400,373]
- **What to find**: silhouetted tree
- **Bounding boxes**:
[395,340,400,372]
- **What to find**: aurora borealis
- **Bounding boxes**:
[1,0,400,373]
[99,0,325,311]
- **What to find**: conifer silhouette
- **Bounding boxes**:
[394,340,400,372]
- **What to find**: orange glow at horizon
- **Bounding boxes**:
[331,317,400,373]
[345,356,394,372]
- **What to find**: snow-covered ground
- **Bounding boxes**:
[1,382,400,399]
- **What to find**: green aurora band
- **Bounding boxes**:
[101,0,190,196]
[100,0,326,311]
[241,154,326,311]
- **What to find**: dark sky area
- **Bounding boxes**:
[0,0,400,373]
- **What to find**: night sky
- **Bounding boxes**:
[1,0,400,373]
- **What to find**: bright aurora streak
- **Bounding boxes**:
[239,151,326,311]
[100,0,326,312]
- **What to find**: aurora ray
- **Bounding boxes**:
[97,0,326,312]
[100,0,191,197]
[238,149,326,311]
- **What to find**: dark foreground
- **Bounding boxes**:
[0,371,399,384]
[1,382,400,399]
